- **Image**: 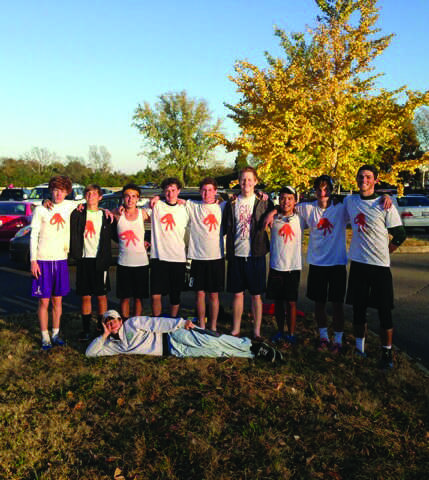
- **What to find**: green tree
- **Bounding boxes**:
[219,0,429,193]
[132,90,222,185]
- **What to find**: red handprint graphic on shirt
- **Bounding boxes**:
[50,213,65,231]
[278,223,295,243]
[354,213,367,233]
[119,230,140,247]
[203,213,218,232]
[317,217,334,236]
[84,220,96,239]
[160,213,176,231]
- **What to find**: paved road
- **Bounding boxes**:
[1,246,428,367]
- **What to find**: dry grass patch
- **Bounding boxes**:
[0,312,428,479]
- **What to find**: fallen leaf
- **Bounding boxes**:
[73,401,84,411]
[275,382,284,391]
[114,467,125,479]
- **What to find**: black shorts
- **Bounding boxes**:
[227,256,266,295]
[266,268,300,301]
[306,264,347,303]
[116,264,149,299]
[189,258,225,293]
[76,259,110,296]
[150,259,186,298]
[346,261,394,310]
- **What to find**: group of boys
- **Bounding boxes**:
[30,164,405,369]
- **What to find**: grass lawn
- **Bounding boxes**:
[1,310,428,480]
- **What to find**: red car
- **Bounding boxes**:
[0,201,34,243]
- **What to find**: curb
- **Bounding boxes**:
[396,246,429,253]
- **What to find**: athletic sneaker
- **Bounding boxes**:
[52,335,66,347]
[41,340,52,351]
[379,348,393,370]
[283,334,297,349]
[317,338,330,351]
[251,342,282,363]
[270,332,285,344]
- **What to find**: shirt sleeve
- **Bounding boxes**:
[85,336,110,357]
[30,206,42,262]
[130,316,187,332]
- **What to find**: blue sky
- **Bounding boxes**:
[1,0,428,173]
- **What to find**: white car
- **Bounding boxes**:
[395,194,429,231]
[28,183,85,205]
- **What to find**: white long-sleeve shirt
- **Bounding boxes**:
[85,316,187,357]
[30,200,76,261]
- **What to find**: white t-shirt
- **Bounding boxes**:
[117,209,149,267]
[83,209,103,258]
[30,200,76,261]
[234,194,256,257]
[297,201,349,266]
[270,214,304,271]
[344,194,402,267]
[186,200,225,260]
[151,201,189,262]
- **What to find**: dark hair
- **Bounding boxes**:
[239,166,258,182]
[84,184,103,196]
[161,177,182,190]
[122,183,141,197]
[199,177,218,190]
[314,175,333,192]
[279,185,297,200]
[48,175,72,194]
[357,164,378,179]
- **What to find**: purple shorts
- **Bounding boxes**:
[31,260,70,298]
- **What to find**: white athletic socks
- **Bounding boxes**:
[334,331,343,345]
[319,328,329,341]
[41,330,51,343]
[356,337,365,353]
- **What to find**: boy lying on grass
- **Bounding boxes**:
[86,310,282,363]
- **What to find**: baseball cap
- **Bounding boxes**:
[102,310,122,322]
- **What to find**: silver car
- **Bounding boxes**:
[395,194,429,231]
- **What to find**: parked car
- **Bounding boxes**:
[28,183,85,205]
[395,194,429,231]
[0,201,34,244]
[0,187,32,201]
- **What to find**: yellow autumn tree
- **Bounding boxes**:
[218,0,429,192]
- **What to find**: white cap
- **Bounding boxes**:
[102,310,121,321]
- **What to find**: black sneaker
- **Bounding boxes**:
[252,342,282,363]
[379,348,393,370]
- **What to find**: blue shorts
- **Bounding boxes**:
[31,260,70,298]
[227,256,266,295]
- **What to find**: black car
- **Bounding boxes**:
[0,188,31,201]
